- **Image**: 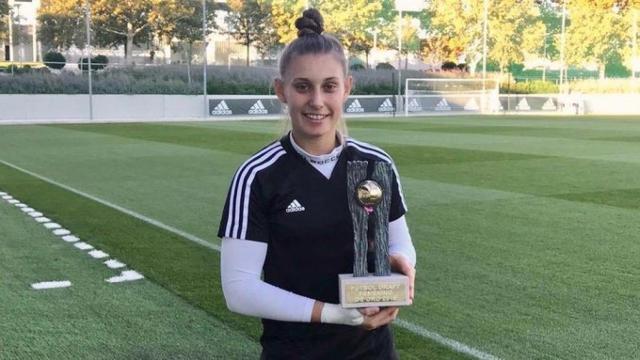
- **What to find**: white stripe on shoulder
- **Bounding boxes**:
[225,142,283,238]
[346,139,407,211]
[239,149,286,239]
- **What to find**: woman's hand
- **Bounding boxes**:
[361,306,399,330]
[389,254,415,303]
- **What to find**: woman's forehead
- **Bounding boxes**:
[284,53,345,81]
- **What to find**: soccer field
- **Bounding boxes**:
[1,115,639,359]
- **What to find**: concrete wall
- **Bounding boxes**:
[1,93,640,125]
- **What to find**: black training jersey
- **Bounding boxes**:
[218,133,407,359]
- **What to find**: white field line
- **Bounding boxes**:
[0,159,219,252]
[0,158,500,360]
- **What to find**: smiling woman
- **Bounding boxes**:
[218,8,416,360]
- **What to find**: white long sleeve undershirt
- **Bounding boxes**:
[220,216,415,323]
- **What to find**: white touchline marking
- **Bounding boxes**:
[394,319,502,360]
[62,235,80,243]
[73,242,94,251]
[29,211,44,218]
[15,203,27,208]
[43,222,62,230]
[104,259,126,269]
[106,270,144,283]
[0,159,219,252]
[88,250,109,259]
[34,217,50,223]
[2,195,13,200]
[0,158,500,360]
[21,207,35,213]
[31,281,72,290]
[7,199,19,204]
[53,229,71,236]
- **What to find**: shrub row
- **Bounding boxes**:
[0,65,432,95]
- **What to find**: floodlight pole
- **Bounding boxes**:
[482,0,488,91]
[397,9,403,104]
[85,0,93,122]
[203,0,208,119]
[559,0,567,92]
[633,8,638,79]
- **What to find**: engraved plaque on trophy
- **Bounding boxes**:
[339,161,411,308]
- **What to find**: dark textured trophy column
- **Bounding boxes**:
[339,160,410,308]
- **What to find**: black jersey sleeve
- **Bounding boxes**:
[389,161,407,222]
[217,142,286,242]
[218,178,269,242]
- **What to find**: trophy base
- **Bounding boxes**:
[339,273,411,308]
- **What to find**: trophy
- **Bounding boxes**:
[339,160,411,308]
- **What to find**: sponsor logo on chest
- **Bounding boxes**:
[285,199,306,213]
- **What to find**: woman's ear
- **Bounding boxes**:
[274,78,287,104]
[343,75,353,99]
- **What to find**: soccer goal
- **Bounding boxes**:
[404,78,500,116]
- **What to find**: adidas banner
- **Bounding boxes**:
[209,98,283,116]
[209,96,396,117]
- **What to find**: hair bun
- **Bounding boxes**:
[295,8,324,37]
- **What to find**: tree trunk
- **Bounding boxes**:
[187,42,192,85]
[599,63,606,80]
[365,50,369,69]
[245,31,251,67]
[126,22,134,65]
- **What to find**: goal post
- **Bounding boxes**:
[404,78,500,116]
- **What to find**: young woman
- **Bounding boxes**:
[218,8,416,359]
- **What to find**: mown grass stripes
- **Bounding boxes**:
[0,161,473,359]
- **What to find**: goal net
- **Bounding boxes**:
[404,78,500,116]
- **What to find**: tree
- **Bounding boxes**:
[38,0,86,51]
[0,0,9,40]
[161,0,218,83]
[268,0,383,49]
[428,0,546,74]
[226,0,272,66]
[564,0,630,79]
[488,0,546,73]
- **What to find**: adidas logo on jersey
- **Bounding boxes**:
[248,100,268,114]
[378,98,394,112]
[346,99,365,113]
[211,100,232,115]
[286,200,305,213]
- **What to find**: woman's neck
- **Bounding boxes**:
[290,131,340,155]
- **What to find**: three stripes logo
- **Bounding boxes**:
[408,98,422,112]
[248,100,268,115]
[346,99,365,113]
[435,98,451,111]
[285,199,305,213]
[211,100,232,115]
[542,98,556,110]
[516,98,531,111]
[464,98,480,111]
[378,98,394,112]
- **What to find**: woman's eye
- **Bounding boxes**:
[324,83,337,91]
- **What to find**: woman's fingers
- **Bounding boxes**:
[361,307,399,330]
[390,254,416,302]
[358,306,381,316]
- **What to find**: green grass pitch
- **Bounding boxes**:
[1,115,640,359]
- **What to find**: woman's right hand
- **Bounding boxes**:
[361,307,399,330]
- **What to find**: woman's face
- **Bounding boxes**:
[275,53,352,144]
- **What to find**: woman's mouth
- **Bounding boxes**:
[303,113,330,121]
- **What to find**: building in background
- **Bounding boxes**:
[2,0,41,62]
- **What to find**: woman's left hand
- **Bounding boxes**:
[389,254,415,303]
